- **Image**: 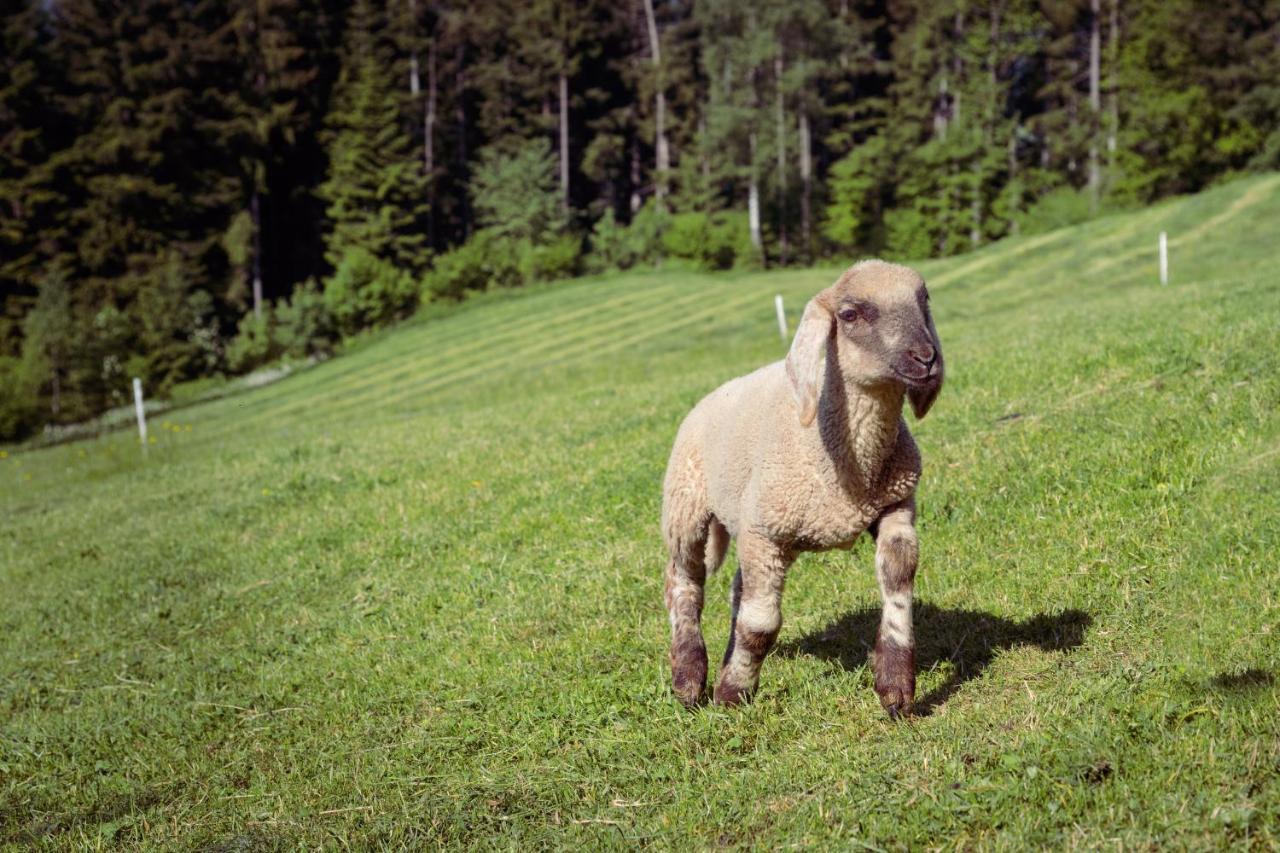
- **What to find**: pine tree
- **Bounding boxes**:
[0,0,59,357]
[319,0,430,275]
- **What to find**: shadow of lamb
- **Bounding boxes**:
[776,603,1092,715]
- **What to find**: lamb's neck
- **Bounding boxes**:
[821,382,904,487]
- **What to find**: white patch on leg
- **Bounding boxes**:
[737,597,781,635]
[881,592,913,646]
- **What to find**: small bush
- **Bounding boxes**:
[516,233,581,284]
[225,310,279,373]
[663,211,755,270]
[589,203,670,272]
[424,228,580,300]
[276,279,335,359]
[0,355,41,441]
[324,248,417,336]
[423,230,505,301]
[1016,186,1096,236]
[883,207,934,259]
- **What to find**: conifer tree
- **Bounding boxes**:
[319,0,430,275]
[0,0,58,356]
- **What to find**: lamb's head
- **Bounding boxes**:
[785,259,943,427]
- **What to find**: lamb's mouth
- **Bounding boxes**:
[894,366,940,388]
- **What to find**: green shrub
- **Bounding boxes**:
[883,207,934,259]
[1015,186,1096,236]
[225,310,279,373]
[275,279,335,359]
[424,230,504,301]
[516,233,581,284]
[424,228,579,300]
[663,211,754,270]
[0,355,41,441]
[471,138,567,243]
[588,203,670,272]
[323,248,417,336]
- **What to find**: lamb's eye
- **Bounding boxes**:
[837,307,859,323]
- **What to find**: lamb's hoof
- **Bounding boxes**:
[671,640,708,708]
[878,689,913,720]
[874,640,915,720]
[672,676,706,708]
[712,679,751,707]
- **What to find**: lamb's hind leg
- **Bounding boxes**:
[871,498,918,718]
[714,532,792,705]
[663,498,712,707]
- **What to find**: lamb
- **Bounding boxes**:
[661,259,944,716]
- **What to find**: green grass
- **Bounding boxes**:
[3,174,1280,849]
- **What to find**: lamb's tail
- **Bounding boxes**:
[704,517,729,575]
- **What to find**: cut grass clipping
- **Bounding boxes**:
[3,173,1279,848]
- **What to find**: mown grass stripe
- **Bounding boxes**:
[272,284,761,427]
[193,279,703,442]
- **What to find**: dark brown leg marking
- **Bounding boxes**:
[873,520,918,719]
[671,634,708,707]
[713,627,778,706]
[873,638,916,718]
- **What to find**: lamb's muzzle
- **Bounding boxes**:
[660,259,944,713]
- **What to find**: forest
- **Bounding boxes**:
[1,0,1278,440]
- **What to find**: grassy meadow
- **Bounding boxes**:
[3,174,1280,848]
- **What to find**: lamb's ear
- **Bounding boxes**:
[785,294,834,428]
[907,311,944,419]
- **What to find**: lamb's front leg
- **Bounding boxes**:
[871,498,918,718]
[714,532,792,705]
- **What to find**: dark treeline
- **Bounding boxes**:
[2,0,1278,439]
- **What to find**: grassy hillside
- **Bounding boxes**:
[3,175,1279,848]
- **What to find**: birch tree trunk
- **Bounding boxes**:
[774,51,788,265]
[798,111,812,262]
[407,0,420,96]
[559,72,570,212]
[1107,0,1119,184]
[748,132,762,260]
[426,36,436,215]
[251,191,263,319]
[643,0,669,206]
[1088,0,1101,210]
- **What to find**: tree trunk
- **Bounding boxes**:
[934,75,949,139]
[251,191,263,319]
[455,52,470,238]
[748,132,762,260]
[970,161,982,249]
[630,125,642,213]
[1107,0,1119,184]
[1088,0,1101,211]
[798,110,812,262]
[952,9,964,128]
[642,0,668,206]
[774,51,788,265]
[559,72,570,212]
[425,35,436,246]
[407,0,420,96]
[839,0,850,69]
[1008,130,1020,236]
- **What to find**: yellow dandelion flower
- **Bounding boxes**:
[148,436,157,445]
[0,450,8,459]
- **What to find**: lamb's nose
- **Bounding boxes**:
[910,343,936,367]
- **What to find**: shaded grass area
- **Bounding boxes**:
[2,174,1279,848]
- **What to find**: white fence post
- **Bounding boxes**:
[132,377,148,450]
[774,294,788,341]
[1159,231,1168,285]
